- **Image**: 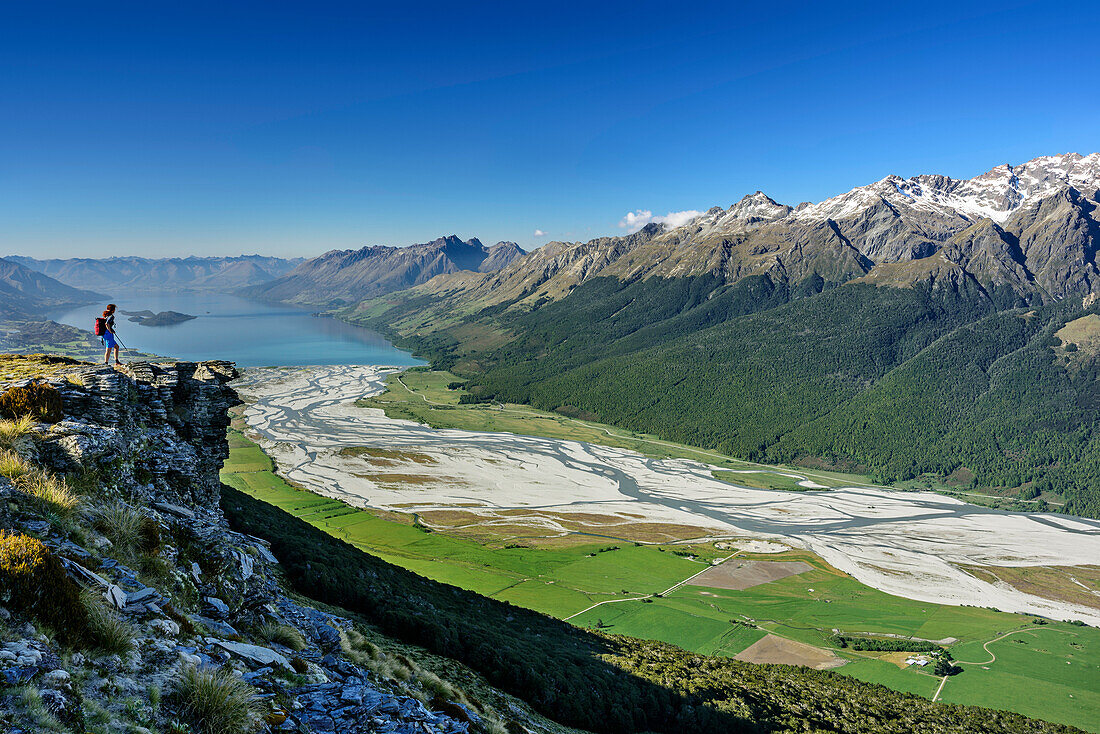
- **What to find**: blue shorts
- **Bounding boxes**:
[102,332,118,349]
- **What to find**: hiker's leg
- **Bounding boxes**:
[115,346,123,365]
[104,343,110,363]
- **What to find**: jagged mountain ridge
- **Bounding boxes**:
[0,259,102,318]
[240,236,524,305]
[8,255,306,294]
[383,153,1100,314]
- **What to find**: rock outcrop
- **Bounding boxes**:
[0,359,510,734]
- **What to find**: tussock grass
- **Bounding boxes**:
[0,449,33,481]
[259,622,307,652]
[416,668,460,701]
[0,415,37,450]
[83,593,135,653]
[18,469,80,517]
[480,717,510,734]
[12,685,66,732]
[171,665,262,734]
[93,501,161,555]
[339,628,379,665]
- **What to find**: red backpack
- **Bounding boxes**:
[94,317,106,336]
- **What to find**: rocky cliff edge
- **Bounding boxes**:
[0,356,527,734]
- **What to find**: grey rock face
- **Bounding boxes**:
[40,360,240,510]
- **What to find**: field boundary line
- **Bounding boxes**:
[564,552,740,621]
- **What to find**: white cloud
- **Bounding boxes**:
[533,229,547,237]
[618,208,703,233]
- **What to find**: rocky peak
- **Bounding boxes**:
[793,152,1100,226]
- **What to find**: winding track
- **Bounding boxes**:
[235,364,1100,626]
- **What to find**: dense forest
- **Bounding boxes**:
[222,485,1082,734]
[351,274,1100,518]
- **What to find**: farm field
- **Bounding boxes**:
[222,428,1100,732]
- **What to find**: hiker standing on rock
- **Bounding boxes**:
[95,303,123,366]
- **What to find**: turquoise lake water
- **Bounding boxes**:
[50,293,423,368]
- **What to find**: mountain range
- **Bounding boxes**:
[366,152,1099,313]
[239,235,524,305]
[8,254,307,294]
[0,258,102,318]
[271,152,1100,520]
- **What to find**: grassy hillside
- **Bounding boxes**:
[350,275,1100,517]
[222,428,1100,731]
[221,481,1086,734]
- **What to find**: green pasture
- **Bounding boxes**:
[567,553,1100,732]
[939,626,1100,731]
[222,427,1100,731]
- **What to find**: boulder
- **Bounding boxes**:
[215,641,290,670]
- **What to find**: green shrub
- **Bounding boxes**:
[258,622,307,651]
[0,382,63,422]
[0,531,91,644]
[170,665,262,734]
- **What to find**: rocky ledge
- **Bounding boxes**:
[0,359,513,734]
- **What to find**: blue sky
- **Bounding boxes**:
[3,0,1098,258]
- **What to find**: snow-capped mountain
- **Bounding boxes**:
[793,152,1100,225]
[253,154,1100,311]
[400,153,1100,309]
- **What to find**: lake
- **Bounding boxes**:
[49,292,423,367]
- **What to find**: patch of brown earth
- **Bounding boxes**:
[734,634,845,670]
[688,560,812,591]
[339,446,437,464]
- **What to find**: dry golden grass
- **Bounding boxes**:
[959,563,1100,611]
[0,415,37,450]
[0,449,33,481]
[0,354,86,383]
[18,469,80,517]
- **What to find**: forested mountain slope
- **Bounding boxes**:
[329,155,1100,518]
[349,273,1100,519]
